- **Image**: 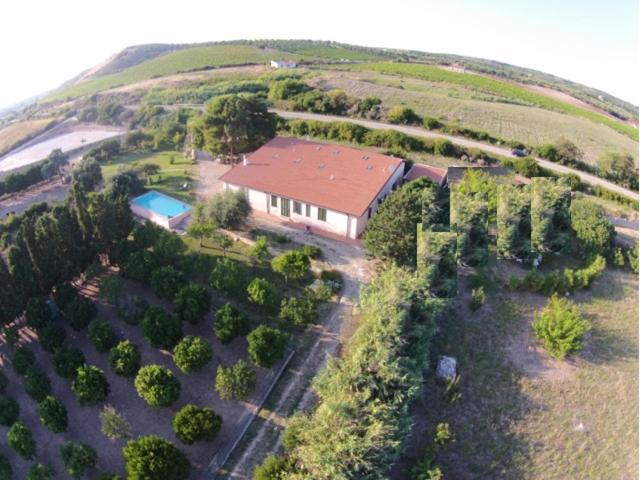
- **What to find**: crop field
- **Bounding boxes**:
[282,46,387,61]
[43,46,305,102]
[0,118,58,157]
[101,150,196,203]
[312,70,639,165]
[343,63,638,140]
[395,266,638,479]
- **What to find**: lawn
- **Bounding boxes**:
[101,150,196,203]
[310,69,639,166]
[393,265,638,479]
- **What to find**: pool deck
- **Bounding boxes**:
[130,190,192,229]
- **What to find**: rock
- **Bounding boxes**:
[436,356,457,381]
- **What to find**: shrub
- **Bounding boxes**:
[24,367,51,402]
[210,257,247,296]
[612,247,626,268]
[123,436,190,480]
[99,276,124,306]
[0,397,19,426]
[386,105,421,125]
[27,463,56,480]
[12,346,35,375]
[321,270,344,294]
[7,421,36,459]
[433,138,455,156]
[173,284,211,324]
[250,235,270,264]
[135,365,181,408]
[53,346,85,378]
[247,277,276,308]
[38,395,68,433]
[282,413,307,453]
[469,286,486,312]
[63,296,97,331]
[60,442,97,479]
[213,303,249,344]
[173,336,212,373]
[25,297,50,330]
[215,360,256,400]
[38,322,67,353]
[208,190,251,229]
[117,295,149,325]
[142,306,183,349]
[533,296,590,359]
[423,116,443,130]
[172,404,222,445]
[88,318,118,353]
[628,243,639,274]
[151,266,186,300]
[109,341,141,377]
[279,295,318,326]
[53,282,79,310]
[0,454,12,480]
[72,365,109,406]
[570,198,615,255]
[271,251,310,283]
[100,405,132,440]
[253,455,293,480]
[0,371,7,394]
[247,325,289,368]
[301,244,322,259]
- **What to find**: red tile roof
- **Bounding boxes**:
[404,163,446,184]
[219,136,404,217]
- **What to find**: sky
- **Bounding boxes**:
[1,0,638,109]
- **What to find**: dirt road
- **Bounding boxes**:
[273,110,639,202]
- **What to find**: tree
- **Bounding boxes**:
[60,442,97,479]
[0,453,12,480]
[531,178,571,254]
[0,371,7,394]
[134,365,181,408]
[0,397,19,426]
[570,198,615,255]
[174,284,211,324]
[53,346,86,379]
[38,322,67,353]
[190,93,276,160]
[279,294,318,326]
[108,169,145,198]
[268,79,310,100]
[25,296,50,330]
[386,105,421,125]
[63,296,97,331]
[109,341,141,377]
[24,367,51,402]
[150,266,186,300]
[208,190,251,229]
[253,455,292,480]
[187,203,216,247]
[7,421,36,459]
[152,231,187,264]
[27,463,56,480]
[100,405,133,440]
[123,436,190,480]
[172,404,222,445]
[88,192,134,252]
[496,184,531,260]
[213,303,249,344]
[142,306,183,349]
[554,138,584,166]
[433,138,455,156]
[363,178,434,266]
[533,296,590,359]
[250,235,270,264]
[271,251,310,283]
[12,346,36,375]
[99,276,124,306]
[38,395,68,433]
[247,278,276,309]
[215,360,256,400]
[173,336,213,374]
[72,365,109,406]
[210,257,247,296]
[247,325,289,368]
[72,158,103,191]
[88,318,118,353]
[597,151,638,190]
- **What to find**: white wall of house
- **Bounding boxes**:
[223,162,404,240]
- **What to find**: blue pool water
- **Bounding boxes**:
[131,191,191,218]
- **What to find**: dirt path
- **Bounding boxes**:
[220,215,371,478]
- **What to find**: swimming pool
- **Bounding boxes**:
[130,191,192,229]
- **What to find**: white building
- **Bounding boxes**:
[270,59,298,69]
[219,137,405,240]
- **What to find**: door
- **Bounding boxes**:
[281,198,290,217]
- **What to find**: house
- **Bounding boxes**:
[404,163,447,186]
[270,59,297,69]
[219,137,405,239]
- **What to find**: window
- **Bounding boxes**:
[305,204,311,217]
[271,195,278,207]
[318,208,327,222]
[293,201,301,215]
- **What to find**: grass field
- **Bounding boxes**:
[101,150,196,202]
[312,70,639,165]
[0,118,58,156]
[283,46,387,61]
[43,46,305,102]
[395,265,638,479]
[345,63,638,140]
